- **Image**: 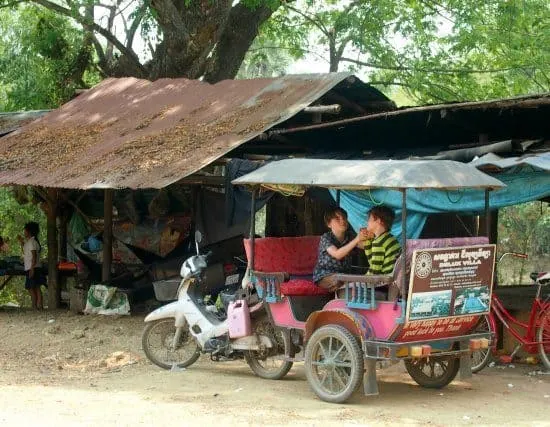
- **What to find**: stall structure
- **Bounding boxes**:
[0,73,394,309]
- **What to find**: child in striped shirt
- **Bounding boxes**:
[360,206,401,275]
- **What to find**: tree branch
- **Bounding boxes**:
[30,0,147,76]
[126,2,148,49]
[340,56,535,75]
[284,3,330,37]
[247,45,328,63]
[91,34,107,69]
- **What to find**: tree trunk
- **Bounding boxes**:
[47,188,60,309]
[204,3,278,83]
[329,39,338,72]
[30,0,283,82]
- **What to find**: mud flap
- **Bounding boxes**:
[363,359,379,396]
[459,340,472,380]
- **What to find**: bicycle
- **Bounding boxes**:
[472,252,550,372]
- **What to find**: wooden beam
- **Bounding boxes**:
[303,104,341,115]
[177,175,225,186]
[102,189,113,282]
[46,188,60,309]
[324,92,367,114]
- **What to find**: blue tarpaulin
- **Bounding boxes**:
[332,170,550,241]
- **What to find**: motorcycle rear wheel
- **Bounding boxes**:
[142,319,200,370]
[245,318,293,380]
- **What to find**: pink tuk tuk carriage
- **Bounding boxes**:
[232,158,504,403]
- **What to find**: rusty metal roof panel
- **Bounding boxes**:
[0,110,50,136]
[0,73,381,189]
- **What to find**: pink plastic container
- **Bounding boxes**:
[228,300,252,338]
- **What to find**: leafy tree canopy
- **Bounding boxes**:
[256,0,550,103]
[0,0,548,104]
[0,5,99,110]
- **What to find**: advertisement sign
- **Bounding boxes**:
[394,244,495,342]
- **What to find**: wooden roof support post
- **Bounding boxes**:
[58,192,69,261]
[46,188,60,309]
[102,189,113,282]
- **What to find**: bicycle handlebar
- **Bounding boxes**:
[497,252,528,264]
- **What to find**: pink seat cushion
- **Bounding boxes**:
[281,279,331,296]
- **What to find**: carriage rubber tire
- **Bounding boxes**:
[537,311,550,371]
[304,325,364,404]
[244,326,293,380]
[404,356,460,389]
[471,315,493,373]
[142,319,200,370]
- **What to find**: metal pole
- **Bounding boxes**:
[401,189,407,295]
[249,187,257,271]
[336,190,341,207]
[484,189,491,240]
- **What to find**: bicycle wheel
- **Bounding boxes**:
[537,311,550,371]
[471,315,493,373]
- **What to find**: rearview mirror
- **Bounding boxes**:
[194,230,202,255]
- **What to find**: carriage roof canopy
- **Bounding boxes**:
[232,158,506,190]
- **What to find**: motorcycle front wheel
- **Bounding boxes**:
[142,319,200,370]
[244,317,293,380]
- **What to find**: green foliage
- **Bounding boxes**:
[0,187,47,305]
[0,5,98,110]
[254,0,550,103]
[497,201,550,285]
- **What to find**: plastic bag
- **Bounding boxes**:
[84,284,130,315]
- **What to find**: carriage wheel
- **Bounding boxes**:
[405,355,459,388]
[304,325,364,403]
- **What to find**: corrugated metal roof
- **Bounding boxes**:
[0,110,50,136]
[268,93,550,135]
[0,73,389,189]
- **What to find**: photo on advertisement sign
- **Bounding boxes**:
[409,289,452,320]
[453,285,490,315]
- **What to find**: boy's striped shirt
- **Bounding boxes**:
[364,232,401,275]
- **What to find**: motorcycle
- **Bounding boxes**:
[141,231,292,379]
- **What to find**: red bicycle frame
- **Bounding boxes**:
[491,251,549,355]
[490,293,550,354]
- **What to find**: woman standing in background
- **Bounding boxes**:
[18,222,45,310]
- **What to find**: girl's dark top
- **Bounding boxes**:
[313,229,356,283]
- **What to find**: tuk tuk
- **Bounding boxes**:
[232,158,504,403]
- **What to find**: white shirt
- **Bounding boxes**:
[23,237,40,271]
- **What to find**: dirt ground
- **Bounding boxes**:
[1,309,549,427]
